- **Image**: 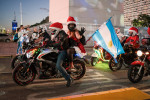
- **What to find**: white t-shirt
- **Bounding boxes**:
[19,34,24,42]
[18,29,29,42]
[18,29,26,38]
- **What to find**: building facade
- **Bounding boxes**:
[49,0,124,26]
[49,0,124,46]
[124,0,150,26]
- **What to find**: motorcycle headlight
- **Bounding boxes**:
[145,52,149,55]
[26,52,32,58]
[137,50,143,57]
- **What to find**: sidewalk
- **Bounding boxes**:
[0,42,17,57]
[47,87,150,100]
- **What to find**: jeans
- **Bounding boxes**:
[17,41,23,54]
[56,50,71,81]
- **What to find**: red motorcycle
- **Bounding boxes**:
[128,48,150,83]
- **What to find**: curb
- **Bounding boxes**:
[47,87,150,100]
[0,55,16,58]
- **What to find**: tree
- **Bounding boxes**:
[132,14,150,27]
[30,16,49,27]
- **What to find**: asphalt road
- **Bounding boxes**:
[0,58,150,100]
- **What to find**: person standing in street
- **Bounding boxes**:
[17,25,26,55]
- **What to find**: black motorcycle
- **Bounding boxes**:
[109,44,137,71]
[12,47,86,86]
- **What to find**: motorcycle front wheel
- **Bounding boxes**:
[91,57,98,66]
[12,63,36,86]
[70,60,86,80]
[11,55,25,69]
[128,65,144,83]
[109,57,123,71]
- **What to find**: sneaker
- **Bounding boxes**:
[66,78,73,87]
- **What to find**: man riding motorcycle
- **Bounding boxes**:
[109,27,140,71]
[48,22,73,87]
[125,27,140,49]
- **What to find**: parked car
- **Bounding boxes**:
[0,33,11,42]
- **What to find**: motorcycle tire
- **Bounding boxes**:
[91,57,98,66]
[71,60,86,80]
[11,55,20,69]
[109,57,123,71]
[12,63,36,86]
[128,65,144,83]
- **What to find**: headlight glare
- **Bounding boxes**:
[137,50,143,56]
[145,52,149,55]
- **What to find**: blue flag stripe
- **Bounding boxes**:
[106,20,119,52]
[106,19,125,55]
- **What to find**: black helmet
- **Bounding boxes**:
[68,23,76,31]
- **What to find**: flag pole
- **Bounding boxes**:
[20,2,23,25]
[85,31,97,44]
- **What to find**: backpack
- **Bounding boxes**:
[13,33,19,42]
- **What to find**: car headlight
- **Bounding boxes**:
[137,50,143,57]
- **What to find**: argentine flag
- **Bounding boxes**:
[92,18,125,58]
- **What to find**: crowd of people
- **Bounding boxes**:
[13,16,150,87]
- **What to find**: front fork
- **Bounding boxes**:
[138,65,143,75]
[24,59,38,75]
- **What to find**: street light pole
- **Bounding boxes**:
[20,2,23,25]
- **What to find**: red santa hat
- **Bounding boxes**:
[128,27,138,35]
[49,22,63,30]
[67,16,76,25]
